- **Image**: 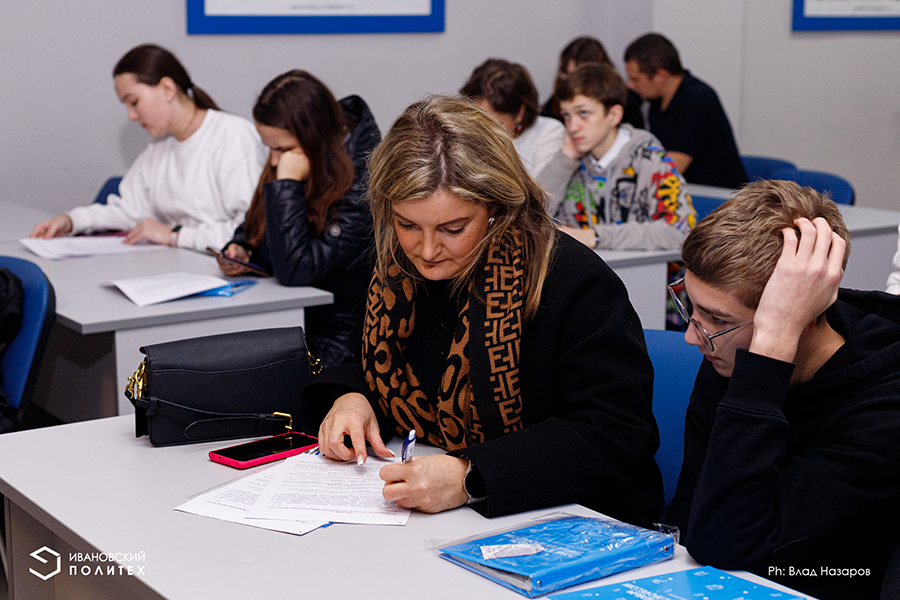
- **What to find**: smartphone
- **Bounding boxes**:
[206,247,272,277]
[209,432,318,469]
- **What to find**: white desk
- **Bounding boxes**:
[598,188,900,330]
[0,241,332,420]
[0,202,52,242]
[0,416,812,600]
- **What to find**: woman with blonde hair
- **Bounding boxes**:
[301,96,663,524]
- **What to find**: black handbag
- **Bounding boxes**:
[124,327,320,447]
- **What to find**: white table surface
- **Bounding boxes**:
[0,416,813,600]
[0,201,52,242]
[0,240,332,419]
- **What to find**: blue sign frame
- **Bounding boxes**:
[793,0,900,30]
[187,0,445,34]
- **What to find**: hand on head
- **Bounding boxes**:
[31,215,73,238]
[275,148,311,182]
[317,393,393,465]
[750,217,846,362]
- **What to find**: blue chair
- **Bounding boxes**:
[690,195,727,221]
[93,176,123,205]
[0,257,55,420]
[770,168,855,205]
[645,329,703,504]
[741,155,797,181]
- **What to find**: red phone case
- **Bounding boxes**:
[208,432,318,469]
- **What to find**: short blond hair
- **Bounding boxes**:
[366,95,556,321]
[682,180,851,309]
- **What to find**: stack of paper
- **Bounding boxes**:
[20,237,168,259]
[176,453,410,535]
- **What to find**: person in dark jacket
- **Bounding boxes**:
[220,70,381,367]
[661,180,900,599]
[301,96,663,526]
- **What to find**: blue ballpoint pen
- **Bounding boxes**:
[401,430,416,463]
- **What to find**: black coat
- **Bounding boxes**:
[302,233,664,527]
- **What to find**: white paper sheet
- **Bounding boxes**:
[175,467,327,536]
[247,454,411,526]
[19,237,168,259]
[110,272,230,307]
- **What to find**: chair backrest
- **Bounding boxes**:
[0,257,55,411]
[741,155,797,181]
[645,328,703,504]
[94,176,123,205]
[770,168,855,206]
[690,195,727,221]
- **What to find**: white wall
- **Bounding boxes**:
[0,0,651,215]
[651,0,900,210]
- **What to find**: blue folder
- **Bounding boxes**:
[439,514,675,598]
[548,566,806,599]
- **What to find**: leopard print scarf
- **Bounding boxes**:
[362,229,525,451]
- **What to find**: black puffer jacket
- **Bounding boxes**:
[229,95,381,342]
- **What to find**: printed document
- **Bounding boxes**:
[175,467,327,536]
[20,237,168,259]
[247,454,411,526]
[110,272,231,307]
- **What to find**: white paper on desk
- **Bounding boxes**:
[175,467,327,536]
[19,237,168,259]
[110,272,229,307]
[247,454,411,526]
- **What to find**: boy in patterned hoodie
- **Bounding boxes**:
[542,62,696,250]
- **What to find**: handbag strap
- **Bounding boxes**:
[136,396,292,442]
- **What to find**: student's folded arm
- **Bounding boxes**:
[684,349,900,569]
[538,152,580,217]
[263,178,371,287]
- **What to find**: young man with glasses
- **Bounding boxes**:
[661,180,900,600]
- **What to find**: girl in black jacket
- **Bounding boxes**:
[220,70,381,367]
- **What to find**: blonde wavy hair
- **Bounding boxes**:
[367,95,556,321]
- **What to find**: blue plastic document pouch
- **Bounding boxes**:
[548,566,806,600]
[438,514,675,597]
[195,279,257,297]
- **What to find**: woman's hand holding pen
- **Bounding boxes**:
[318,393,394,465]
[380,455,470,514]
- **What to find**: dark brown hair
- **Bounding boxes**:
[460,59,539,133]
[113,44,219,111]
[624,33,684,77]
[555,37,612,91]
[242,70,354,245]
[556,63,628,112]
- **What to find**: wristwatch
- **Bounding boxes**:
[169,224,182,247]
[462,458,487,504]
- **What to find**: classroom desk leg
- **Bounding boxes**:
[114,307,307,415]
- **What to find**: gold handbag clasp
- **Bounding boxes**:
[273,412,293,432]
[125,359,147,401]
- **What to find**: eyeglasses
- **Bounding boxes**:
[667,277,753,352]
